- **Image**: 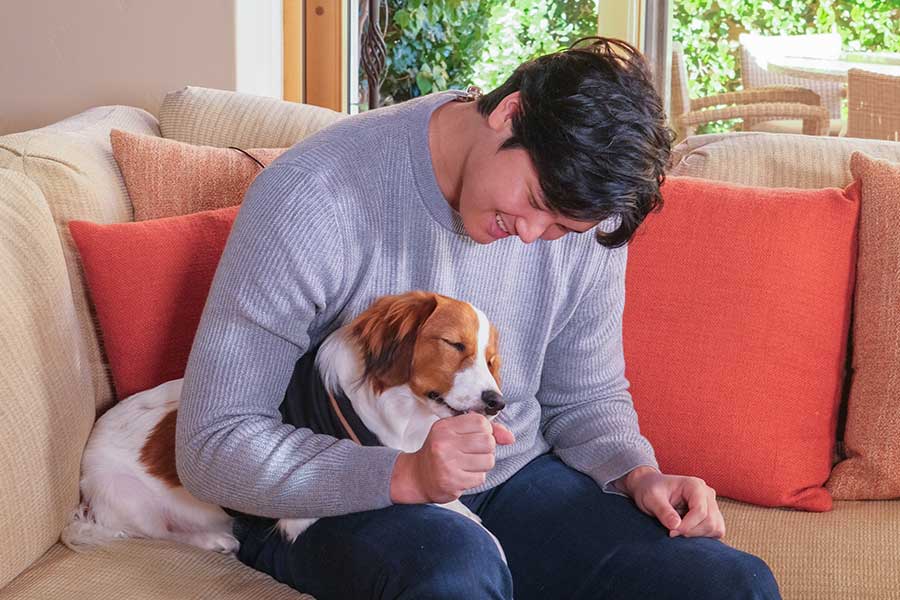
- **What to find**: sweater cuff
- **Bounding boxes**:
[339,443,403,512]
[587,447,660,498]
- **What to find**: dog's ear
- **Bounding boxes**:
[350,291,439,394]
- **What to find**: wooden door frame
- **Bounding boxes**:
[283,0,347,113]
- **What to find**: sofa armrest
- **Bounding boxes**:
[0,169,94,589]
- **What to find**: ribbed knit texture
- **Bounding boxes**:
[176,91,657,520]
[110,128,287,221]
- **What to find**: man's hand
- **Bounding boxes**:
[615,467,726,539]
[390,413,515,504]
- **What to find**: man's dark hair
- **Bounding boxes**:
[476,36,674,248]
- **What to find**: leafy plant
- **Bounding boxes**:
[378,0,596,104]
[381,0,494,104]
[673,0,900,132]
[469,0,596,91]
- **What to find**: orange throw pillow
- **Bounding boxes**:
[827,152,900,499]
[623,176,860,512]
[111,129,287,221]
[69,206,239,399]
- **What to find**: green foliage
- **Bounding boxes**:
[376,0,899,131]
[469,0,597,91]
[380,0,596,104]
[673,0,900,132]
[382,0,493,104]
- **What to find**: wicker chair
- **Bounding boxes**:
[845,68,900,141]
[738,32,845,136]
[671,42,830,142]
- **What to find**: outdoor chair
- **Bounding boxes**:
[845,68,900,141]
[739,32,844,135]
[670,42,830,142]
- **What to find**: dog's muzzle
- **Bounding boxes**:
[481,390,505,416]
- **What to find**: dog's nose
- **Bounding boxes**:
[481,390,505,416]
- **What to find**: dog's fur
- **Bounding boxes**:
[61,291,506,559]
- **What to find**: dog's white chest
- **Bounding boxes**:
[350,386,438,453]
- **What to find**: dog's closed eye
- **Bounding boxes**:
[441,338,466,353]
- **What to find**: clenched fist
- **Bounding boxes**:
[390,413,516,504]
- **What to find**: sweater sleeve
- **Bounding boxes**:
[176,164,401,519]
[536,243,659,497]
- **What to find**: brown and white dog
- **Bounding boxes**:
[61,291,506,558]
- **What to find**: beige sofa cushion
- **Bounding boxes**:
[0,170,94,588]
[720,498,900,600]
[0,540,311,600]
[0,106,160,415]
[670,131,900,187]
[159,86,345,148]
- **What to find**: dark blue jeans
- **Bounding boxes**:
[233,453,781,600]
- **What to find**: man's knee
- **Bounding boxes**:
[618,538,782,600]
[713,552,781,600]
[278,504,512,600]
[394,513,512,600]
[673,543,781,600]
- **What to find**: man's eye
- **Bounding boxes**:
[442,339,466,352]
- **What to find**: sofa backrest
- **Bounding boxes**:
[670,131,900,187]
[0,86,344,586]
[160,85,344,148]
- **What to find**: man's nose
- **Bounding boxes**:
[515,214,554,244]
[481,390,505,416]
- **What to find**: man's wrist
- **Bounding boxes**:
[390,452,426,504]
[615,465,659,496]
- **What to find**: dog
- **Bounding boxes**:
[61,290,507,560]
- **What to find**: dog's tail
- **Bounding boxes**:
[60,503,126,553]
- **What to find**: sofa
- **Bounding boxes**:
[1,86,899,599]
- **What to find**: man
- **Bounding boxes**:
[177,37,781,599]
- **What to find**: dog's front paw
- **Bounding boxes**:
[183,531,240,554]
[277,517,319,543]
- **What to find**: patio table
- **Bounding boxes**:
[766,51,900,83]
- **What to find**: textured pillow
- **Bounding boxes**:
[827,153,900,499]
[68,206,239,400]
[623,176,860,512]
[111,128,286,221]
[159,85,345,148]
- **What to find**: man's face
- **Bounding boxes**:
[454,93,599,245]
[456,144,598,244]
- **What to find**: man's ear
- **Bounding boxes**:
[487,91,521,135]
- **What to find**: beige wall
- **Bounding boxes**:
[0,0,238,135]
[597,0,644,47]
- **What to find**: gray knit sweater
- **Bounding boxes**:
[176,91,659,519]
